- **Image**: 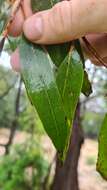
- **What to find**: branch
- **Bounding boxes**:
[5,77,22,155]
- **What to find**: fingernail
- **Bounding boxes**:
[24,16,43,41]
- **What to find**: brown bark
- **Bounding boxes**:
[51,103,84,190]
[0,78,22,154]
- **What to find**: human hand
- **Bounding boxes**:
[9,0,107,71]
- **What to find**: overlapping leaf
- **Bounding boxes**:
[19,37,84,160]
[19,38,71,160]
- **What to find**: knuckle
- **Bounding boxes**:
[49,1,72,37]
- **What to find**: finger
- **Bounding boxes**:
[23,0,107,44]
[9,8,24,37]
[10,49,20,72]
[9,0,32,37]
[23,1,80,44]
[22,0,32,18]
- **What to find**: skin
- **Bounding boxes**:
[9,0,107,71]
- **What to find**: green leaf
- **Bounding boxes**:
[74,40,92,97]
[56,50,84,123]
[82,71,92,97]
[31,0,60,11]
[19,37,70,160]
[31,0,71,67]
[46,43,71,67]
[97,114,107,180]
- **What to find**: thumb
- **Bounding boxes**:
[23,1,80,44]
[23,0,104,44]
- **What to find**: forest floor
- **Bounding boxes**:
[0,128,107,190]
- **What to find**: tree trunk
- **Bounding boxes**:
[51,103,84,190]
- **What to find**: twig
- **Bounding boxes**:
[3,0,23,38]
[0,0,23,54]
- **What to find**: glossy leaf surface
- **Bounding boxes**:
[19,38,70,159]
[97,114,107,180]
